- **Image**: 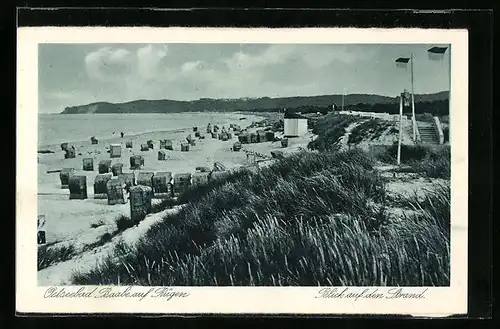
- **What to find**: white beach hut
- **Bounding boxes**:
[284,111,308,137]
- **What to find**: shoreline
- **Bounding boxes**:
[38,112,268,149]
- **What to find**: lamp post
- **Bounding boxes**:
[410,53,416,142]
[397,93,403,166]
[427,46,450,144]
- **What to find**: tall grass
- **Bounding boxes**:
[375,143,451,179]
[38,244,76,271]
[71,149,450,286]
[308,114,358,151]
[348,119,392,144]
[410,146,451,179]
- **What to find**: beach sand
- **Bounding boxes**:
[37,113,314,284]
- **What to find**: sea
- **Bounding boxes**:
[38,113,257,147]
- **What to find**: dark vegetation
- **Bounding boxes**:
[71,147,450,286]
[115,214,134,232]
[344,99,449,117]
[377,143,450,179]
[307,114,358,151]
[347,119,393,144]
[38,244,76,270]
[62,92,449,115]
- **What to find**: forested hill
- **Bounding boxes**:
[61,91,449,114]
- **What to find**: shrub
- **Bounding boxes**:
[410,145,450,179]
[151,198,177,213]
[384,143,429,163]
[115,214,134,232]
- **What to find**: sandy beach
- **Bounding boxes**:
[37,112,314,285]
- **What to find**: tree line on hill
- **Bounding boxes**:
[248,99,449,117]
[61,91,449,115]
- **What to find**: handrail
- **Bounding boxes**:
[433,116,445,144]
[412,117,421,144]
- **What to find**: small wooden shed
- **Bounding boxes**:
[173,173,192,195]
[158,149,168,161]
[250,133,259,144]
[69,175,87,199]
[129,186,152,224]
[258,131,268,142]
[152,172,173,198]
[192,172,210,186]
[59,168,75,188]
[130,155,144,169]
[136,172,154,190]
[180,142,190,152]
[111,163,123,176]
[210,171,230,182]
[238,134,250,144]
[195,166,211,173]
[64,146,76,159]
[82,158,94,171]
[110,144,121,158]
[98,159,112,174]
[118,173,135,191]
[160,139,173,150]
[106,178,128,205]
[94,173,113,199]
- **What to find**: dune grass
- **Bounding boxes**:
[38,244,76,271]
[348,119,393,144]
[71,148,450,286]
[308,114,359,151]
[375,143,451,179]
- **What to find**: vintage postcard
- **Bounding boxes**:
[16,27,468,316]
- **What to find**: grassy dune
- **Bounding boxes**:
[71,147,450,286]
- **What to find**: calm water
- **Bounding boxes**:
[38,113,254,147]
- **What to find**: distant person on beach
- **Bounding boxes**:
[121,132,124,138]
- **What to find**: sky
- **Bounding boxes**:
[38,43,450,113]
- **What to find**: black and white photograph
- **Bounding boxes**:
[17,27,468,315]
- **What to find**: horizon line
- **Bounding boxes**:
[56,90,450,110]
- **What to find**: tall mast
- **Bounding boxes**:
[397,94,403,165]
[410,53,416,142]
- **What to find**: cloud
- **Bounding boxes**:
[84,44,169,82]
[84,47,134,80]
[136,44,168,79]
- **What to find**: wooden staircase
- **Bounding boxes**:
[416,121,440,145]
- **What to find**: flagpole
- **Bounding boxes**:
[397,94,403,166]
[342,88,345,111]
[410,53,416,142]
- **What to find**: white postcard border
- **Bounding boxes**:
[16,27,468,316]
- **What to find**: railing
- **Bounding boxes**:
[412,117,421,144]
[433,116,445,144]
